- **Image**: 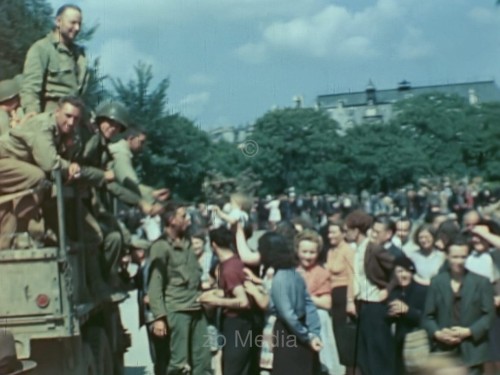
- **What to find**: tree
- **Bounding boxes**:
[249,107,341,194]
[340,121,428,192]
[112,62,222,200]
[0,0,53,79]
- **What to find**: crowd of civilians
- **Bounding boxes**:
[121,182,500,375]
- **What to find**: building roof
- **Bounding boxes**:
[317,80,500,108]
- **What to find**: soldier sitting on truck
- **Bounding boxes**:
[73,101,163,301]
[0,95,83,250]
[0,78,22,135]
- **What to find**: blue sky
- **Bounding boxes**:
[48,0,500,130]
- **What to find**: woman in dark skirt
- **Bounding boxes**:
[258,232,322,375]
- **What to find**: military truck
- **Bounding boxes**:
[0,168,130,375]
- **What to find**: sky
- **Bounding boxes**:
[48,0,500,131]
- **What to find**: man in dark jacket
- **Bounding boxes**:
[423,236,495,375]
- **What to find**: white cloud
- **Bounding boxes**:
[468,7,500,24]
[397,27,433,60]
[187,73,216,86]
[96,38,160,80]
[235,43,268,64]
[66,0,319,31]
[235,0,434,63]
[176,91,211,119]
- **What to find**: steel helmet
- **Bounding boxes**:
[0,79,20,103]
[95,101,130,130]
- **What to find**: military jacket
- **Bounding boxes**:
[148,235,203,318]
[74,127,143,210]
[21,32,88,114]
[0,112,71,172]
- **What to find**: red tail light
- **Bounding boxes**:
[36,294,50,308]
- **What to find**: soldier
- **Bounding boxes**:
[148,201,212,375]
[0,95,83,250]
[0,78,21,134]
[21,4,88,114]
[75,101,162,300]
[109,127,169,204]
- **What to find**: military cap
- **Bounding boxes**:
[0,79,20,103]
[95,101,130,130]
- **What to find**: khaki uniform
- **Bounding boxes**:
[74,128,143,290]
[0,112,71,249]
[148,236,212,375]
[0,112,72,171]
[21,32,88,114]
[109,139,156,203]
[0,109,10,135]
[0,108,25,136]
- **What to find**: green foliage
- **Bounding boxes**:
[334,93,500,192]
[112,62,247,200]
[249,107,341,194]
[82,58,109,110]
[112,62,169,127]
[0,0,53,79]
[207,140,249,178]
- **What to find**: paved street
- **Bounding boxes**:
[120,289,154,375]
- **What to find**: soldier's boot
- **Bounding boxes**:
[86,249,112,303]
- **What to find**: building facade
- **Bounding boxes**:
[317,80,500,131]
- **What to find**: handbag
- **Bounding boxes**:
[403,329,430,373]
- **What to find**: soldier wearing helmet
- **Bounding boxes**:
[0,79,21,134]
[72,101,162,301]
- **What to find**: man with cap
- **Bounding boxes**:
[129,235,169,375]
[0,78,22,134]
[423,236,495,375]
[388,256,428,374]
[21,4,88,114]
[0,331,37,374]
[0,95,83,250]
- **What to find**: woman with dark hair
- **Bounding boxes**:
[409,223,445,286]
[434,219,461,251]
[258,232,322,375]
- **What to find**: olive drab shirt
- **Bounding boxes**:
[0,109,10,135]
[0,112,72,172]
[21,32,88,114]
[0,108,25,136]
[148,236,203,318]
[108,139,156,203]
[74,129,143,211]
